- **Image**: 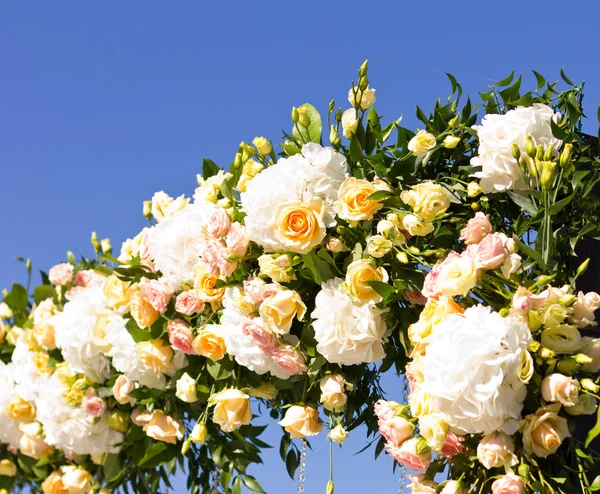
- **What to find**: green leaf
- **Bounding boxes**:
[125,318,152,343]
[33,285,54,305]
[445,73,462,100]
[586,406,600,448]
[138,442,169,468]
[232,476,243,494]
[532,70,546,92]
[589,476,600,491]
[550,119,570,140]
[202,158,221,180]
[206,359,232,381]
[507,191,538,216]
[349,135,363,162]
[301,252,335,285]
[560,67,575,86]
[103,454,122,482]
[513,235,545,270]
[548,192,575,215]
[495,71,515,87]
[282,141,301,156]
[415,105,429,126]
[242,475,266,493]
[285,449,298,479]
[366,190,393,201]
[292,103,322,144]
[364,281,394,301]
[4,282,28,311]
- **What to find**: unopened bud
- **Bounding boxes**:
[190,422,208,444]
[233,152,243,169]
[1,288,8,297]
[576,353,594,365]
[538,347,555,359]
[525,136,536,157]
[543,145,555,161]
[291,107,299,123]
[329,125,341,149]
[448,116,459,128]
[536,144,544,160]
[471,202,480,211]
[498,308,510,317]
[252,136,272,156]
[528,311,542,331]
[100,238,112,255]
[559,294,576,306]
[297,108,310,127]
[518,463,530,479]
[335,109,342,123]
[512,143,521,161]
[326,479,335,494]
[528,341,541,353]
[467,181,483,198]
[358,60,369,77]
[540,161,557,190]
[67,251,76,264]
[25,259,32,271]
[560,143,573,167]
[143,200,152,218]
[577,259,590,277]
[557,358,578,374]
[408,246,420,255]
[181,438,191,454]
[535,274,555,287]
[415,437,431,455]
[91,232,101,254]
[328,99,335,113]
[358,77,369,91]
[108,410,129,433]
[581,378,600,393]
[396,252,409,264]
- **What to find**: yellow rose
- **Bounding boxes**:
[0,459,16,477]
[6,395,36,423]
[278,405,322,439]
[248,383,278,400]
[42,471,68,494]
[320,375,349,412]
[341,108,359,138]
[129,294,160,330]
[19,422,53,460]
[190,422,208,444]
[103,275,132,312]
[34,321,56,350]
[408,130,436,156]
[259,290,306,335]
[328,424,348,444]
[193,266,226,305]
[175,372,197,403]
[408,297,464,355]
[137,340,174,375]
[273,197,327,254]
[334,177,387,227]
[61,466,94,494]
[143,410,185,444]
[210,388,252,432]
[252,136,272,155]
[521,404,570,457]
[402,214,434,237]
[151,191,190,223]
[345,259,389,304]
[192,325,227,361]
[442,135,461,149]
[258,254,295,283]
[401,182,450,221]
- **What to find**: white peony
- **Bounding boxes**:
[471,104,562,193]
[311,278,388,365]
[35,371,123,456]
[219,288,294,379]
[241,143,348,252]
[51,283,113,383]
[104,314,187,389]
[149,201,217,291]
[422,305,532,435]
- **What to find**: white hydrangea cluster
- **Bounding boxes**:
[35,371,123,456]
[219,288,295,379]
[471,104,562,192]
[311,278,388,365]
[148,201,216,291]
[422,305,532,435]
[51,283,112,383]
[240,143,349,252]
[0,361,24,449]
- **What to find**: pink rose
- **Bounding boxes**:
[459,212,493,245]
[142,279,172,313]
[491,475,525,494]
[241,318,279,353]
[475,233,513,269]
[385,438,431,471]
[404,290,427,306]
[374,400,399,422]
[243,277,280,304]
[207,208,231,239]
[271,345,307,375]
[511,287,534,315]
[65,286,86,300]
[202,239,238,277]
[166,319,195,355]
[440,432,466,458]
[175,290,205,316]
[379,416,414,447]
[73,269,104,287]
[139,229,155,271]
[82,389,106,417]
[326,237,343,253]
[48,263,74,286]
[421,261,443,300]
[226,222,249,257]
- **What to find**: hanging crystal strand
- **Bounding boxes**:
[210,465,221,494]
[297,438,307,493]
[399,373,409,494]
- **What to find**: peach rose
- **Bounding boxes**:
[379,415,414,448]
[193,265,226,305]
[491,475,525,494]
[259,290,306,335]
[192,326,227,361]
[459,212,493,245]
[225,222,249,257]
[143,410,185,444]
[374,399,400,422]
[476,432,518,469]
[210,389,252,432]
[326,237,343,253]
[166,319,195,355]
[61,466,94,494]
[207,207,231,239]
[344,259,389,304]
[572,291,600,328]
[334,177,387,227]
[129,294,160,329]
[6,395,36,423]
[319,375,349,412]
[49,263,74,286]
[407,475,437,494]
[42,471,68,494]
[541,373,580,406]
[20,422,52,460]
[522,404,570,457]
[175,290,205,315]
[112,375,137,406]
[278,405,322,439]
[271,345,307,375]
[273,197,327,254]
[137,340,174,375]
[385,437,431,471]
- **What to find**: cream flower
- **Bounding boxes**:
[341,108,359,138]
[348,86,376,110]
[401,182,450,220]
[150,191,190,223]
[334,177,388,226]
[259,290,306,335]
[210,389,252,432]
[320,375,349,412]
[344,259,389,304]
[143,410,185,444]
[273,197,327,254]
[402,214,434,237]
[408,130,436,156]
[521,404,570,457]
[175,372,198,403]
[278,405,322,439]
[476,432,518,469]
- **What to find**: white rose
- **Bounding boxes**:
[175,372,198,403]
[408,130,436,156]
[476,432,518,469]
[472,104,562,193]
[581,337,600,373]
[572,291,600,328]
[403,214,434,237]
[151,191,190,223]
[348,86,376,110]
[541,325,582,354]
[541,373,580,406]
[341,108,359,138]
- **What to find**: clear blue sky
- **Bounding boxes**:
[1,1,599,492]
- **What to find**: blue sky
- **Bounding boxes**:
[1,1,599,492]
